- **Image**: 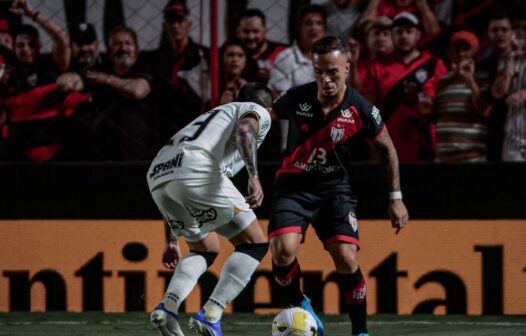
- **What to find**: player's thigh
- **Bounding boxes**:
[312,189,360,250]
[227,218,267,246]
[151,180,208,243]
[185,232,221,254]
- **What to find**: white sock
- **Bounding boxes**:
[163,253,208,313]
[204,251,260,322]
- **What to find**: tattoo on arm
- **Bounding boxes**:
[236,116,259,177]
[373,129,401,191]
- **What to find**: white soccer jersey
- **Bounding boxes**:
[147,102,271,190]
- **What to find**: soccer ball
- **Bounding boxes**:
[271,307,318,336]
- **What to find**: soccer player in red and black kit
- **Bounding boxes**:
[269,36,409,336]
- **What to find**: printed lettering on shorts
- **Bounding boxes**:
[186,206,218,227]
[149,152,184,180]
[166,218,185,230]
[348,211,358,232]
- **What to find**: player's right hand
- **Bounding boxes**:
[246,175,264,209]
[162,241,181,270]
[388,199,409,234]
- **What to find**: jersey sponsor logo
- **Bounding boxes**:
[341,108,352,118]
[296,103,313,117]
[292,161,340,173]
[337,108,356,124]
[330,126,345,143]
[371,106,382,126]
[186,206,217,226]
[167,219,185,230]
[415,68,429,83]
[348,211,358,232]
[149,153,184,179]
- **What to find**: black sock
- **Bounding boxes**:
[340,268,368,335]
[272,258,304,306]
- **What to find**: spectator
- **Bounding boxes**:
[1,0,74,161]
[217,39,247,105]
[235,8,287,84]
[477,12,514,162]
[491,23,526,161]
[69,22,101,73]
[268,4,327,96]
[61,26,158,161]
[360,0,441,36]
[321,0,364,44]
[362,12,447,162]
[146,0,209,138]
[0,19,13,50]
[351,16,394,91]
[435,31,491,162]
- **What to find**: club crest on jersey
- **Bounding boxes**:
[330,127,345,143]
[348,211,358,232]
[296,103,313,117]
[415,68,429,83]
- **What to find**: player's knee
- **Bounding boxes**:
[235,242,269,262]
[270,235,301,264]
[190,250,218,268]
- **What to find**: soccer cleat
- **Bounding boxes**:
[150,303,185,336]
[299,296,324,336]
[188,309,223,336]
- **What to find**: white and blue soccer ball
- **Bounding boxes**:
[271,307,318,336]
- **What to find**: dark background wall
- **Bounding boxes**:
[0,162,524,219]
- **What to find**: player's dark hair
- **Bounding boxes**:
[240,8,266,26]
[313,36,347,55]
[13,24,39,41]
[237,82,273,108]
[297,4,327,29]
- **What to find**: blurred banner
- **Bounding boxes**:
[0,220,525,315]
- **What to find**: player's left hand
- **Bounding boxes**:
[246,175,264,208]
[388,199,409,234]
[162,241,182,270]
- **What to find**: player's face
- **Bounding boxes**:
[109,32,138,67]
[488,19,512,52]
[237,17,266,52]
[14,34,39,65]
[392,25,421,53]
[313,50,349,98]
[223,44,246,76]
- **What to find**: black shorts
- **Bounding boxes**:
[268,181,360,249]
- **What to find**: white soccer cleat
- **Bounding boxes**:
[150,303,185,336]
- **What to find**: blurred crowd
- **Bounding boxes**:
[0,0,525,163]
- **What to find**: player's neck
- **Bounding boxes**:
[318,86,347,113]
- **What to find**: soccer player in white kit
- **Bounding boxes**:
[147,83,273,336]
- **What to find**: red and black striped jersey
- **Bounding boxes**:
[273,82,385,187]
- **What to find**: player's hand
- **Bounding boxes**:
[246,175,264,209]
[162,241,181,270]
[388,199,409,234]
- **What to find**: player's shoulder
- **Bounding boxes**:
[346,86,373,111]
[275,82,317,103]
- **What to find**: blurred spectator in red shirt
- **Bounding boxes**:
[360,0,441,36]
[0,19,13,51]
[235,8,287,84]
[362,12,447,162]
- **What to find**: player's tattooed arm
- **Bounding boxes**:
[372,128,400,191]
[236,115,259,177]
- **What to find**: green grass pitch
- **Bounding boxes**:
[1,313,525,335]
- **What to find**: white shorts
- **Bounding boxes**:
[150,159,256,242]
